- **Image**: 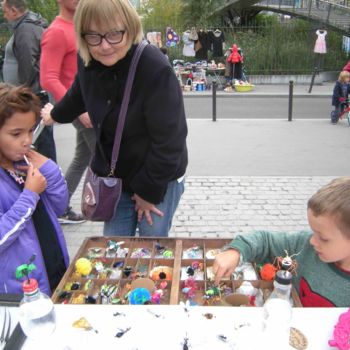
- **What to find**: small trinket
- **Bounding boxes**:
[186,267,195,276]
[129,288,151,305]
[159,272,167,280]
[182,334,190,350]
[84,279,92,291]
[115,327,131,338]
[163,250,173,258]
[113,261,124,268]
[123,266,133,277]
[203,313,214,320]
[58,291,71,302]
[75,258,92,276]
[147,308,164,318]
[72,317,98,333]
[71,294,86,304]
[160,281,168,289]
[85,295,97,304]
[113,311,126,317]
[71,282,80,290]
[217,334,228,342]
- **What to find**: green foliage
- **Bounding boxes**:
[140,0,184,33]
[181,0,218,28]
[26,0,58,23]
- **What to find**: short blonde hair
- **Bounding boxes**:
[308,177,350,238]
[338,70,350,83]
[74,0,143,66]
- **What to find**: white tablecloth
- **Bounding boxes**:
[2,305,347,350]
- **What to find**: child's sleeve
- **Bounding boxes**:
[39,160,69,217]
[227,231,310,265]
[0,189,39,253]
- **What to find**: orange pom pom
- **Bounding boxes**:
[260,263,277,281]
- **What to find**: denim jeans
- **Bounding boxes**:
[103,178,185,237]
[65,119,96,201]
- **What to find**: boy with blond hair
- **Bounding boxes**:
[331,70,350,124]
[213,177,350,307]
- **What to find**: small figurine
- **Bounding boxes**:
[274,250,299,275]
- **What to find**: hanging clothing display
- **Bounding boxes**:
[195,30,210,60]
[314,30,327,54]
[342,36,350,54]
[146,32,162,48]
[166,27,180,47]
[209,29,225,57]
[225,45,244,81]
[182,30,195,57]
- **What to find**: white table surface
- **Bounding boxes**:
[1,305,347,350]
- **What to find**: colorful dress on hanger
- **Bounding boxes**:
[314,30,327,54]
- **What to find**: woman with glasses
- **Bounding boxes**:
[41,0,188,237]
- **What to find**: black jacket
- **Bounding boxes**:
[52,43,188,204]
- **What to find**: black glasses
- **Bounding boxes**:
[82,30,126,46]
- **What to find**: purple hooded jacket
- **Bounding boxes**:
[0,159,69,296]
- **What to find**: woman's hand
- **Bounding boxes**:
[41,103,55,126]
[131,194,164,226]
[212,249,241,285]
[24,163,47,194]
[78,112,93,128]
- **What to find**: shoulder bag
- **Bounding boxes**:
[81,41,147,221]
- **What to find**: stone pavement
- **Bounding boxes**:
[64,175,335,259]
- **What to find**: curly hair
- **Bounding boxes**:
[0,83,41,129]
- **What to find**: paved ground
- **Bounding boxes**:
[55,83,347,260]
[64,175,334,259]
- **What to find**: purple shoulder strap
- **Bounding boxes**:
[110,40,148,173]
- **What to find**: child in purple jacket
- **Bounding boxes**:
[0,84,69,296]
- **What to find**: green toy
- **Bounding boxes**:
[15,254,37,282]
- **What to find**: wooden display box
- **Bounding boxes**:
[52,237,302,307]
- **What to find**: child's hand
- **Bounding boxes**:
[24,163,47,194]
[212,249,241,285]
[26,149,48,169]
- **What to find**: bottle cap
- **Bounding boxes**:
[274,270,292,285]
[22,278,38,293]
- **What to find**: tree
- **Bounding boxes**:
[140,0,184,32]
[181,0,218,28]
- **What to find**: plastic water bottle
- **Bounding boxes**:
[18,278,56,340]
[262,270,293,349]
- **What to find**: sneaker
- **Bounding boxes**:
[58,207,86,224]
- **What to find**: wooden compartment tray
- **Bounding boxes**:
[52,236,302,307]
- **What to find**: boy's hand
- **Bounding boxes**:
[212,249,241,285]
[24,163,47,194]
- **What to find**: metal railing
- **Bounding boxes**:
[214,0,350,33]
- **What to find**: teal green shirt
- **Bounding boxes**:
[229,231,350,307]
